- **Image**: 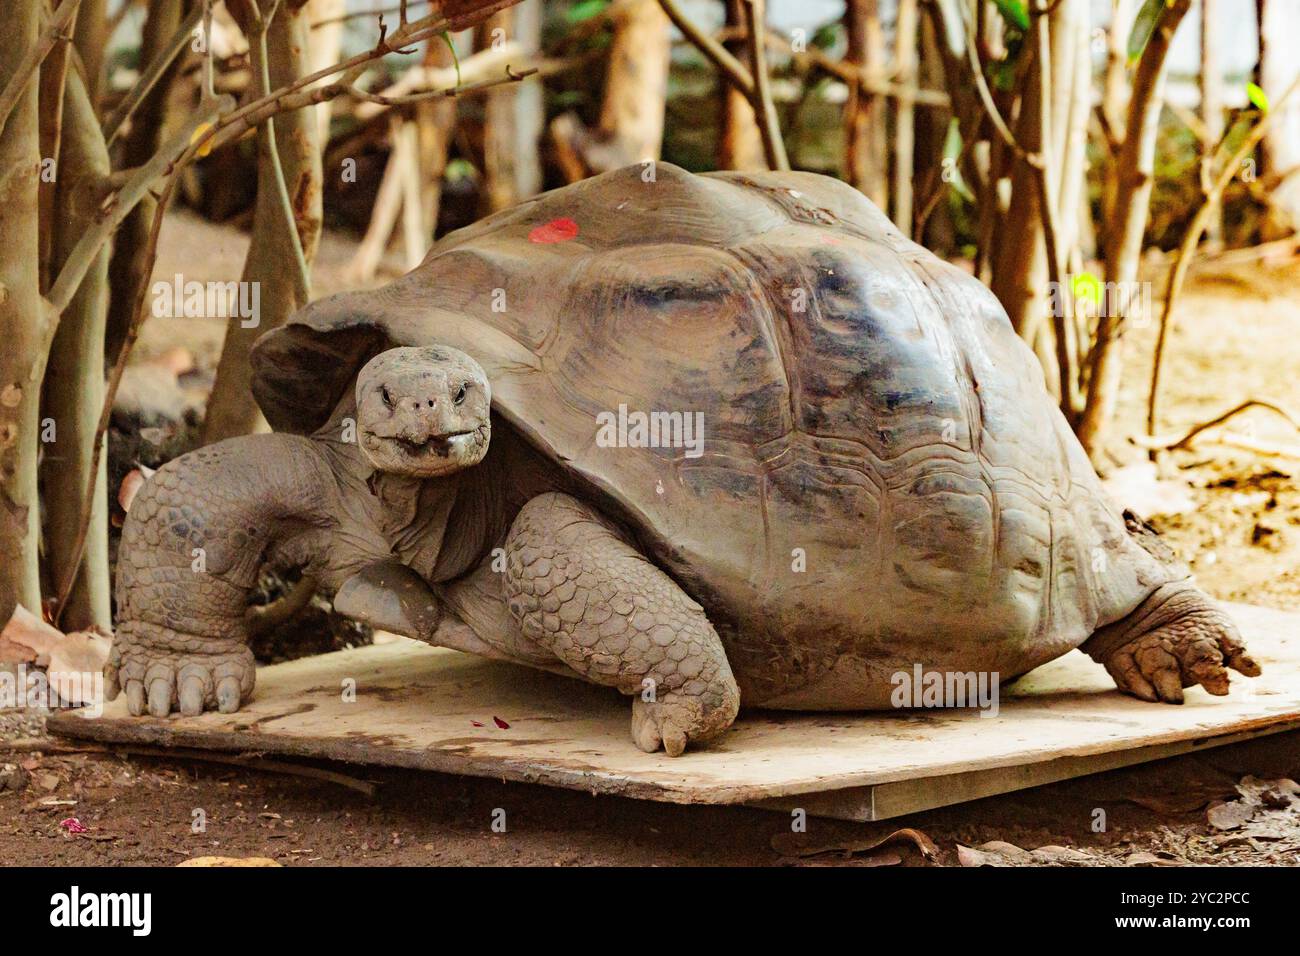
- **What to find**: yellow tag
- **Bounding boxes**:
[190,122,215,158]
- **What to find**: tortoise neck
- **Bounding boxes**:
[312,389,462,579]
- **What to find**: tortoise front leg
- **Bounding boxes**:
[1082,582,1262,704]
[502,493,740,756]
[109,435,331,717]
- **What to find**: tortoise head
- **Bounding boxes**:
[355,346,491,478]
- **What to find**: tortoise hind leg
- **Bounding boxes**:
[502,492,740,756]
[1081,582,1261,704]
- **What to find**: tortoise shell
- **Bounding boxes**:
[251,163,1174,706]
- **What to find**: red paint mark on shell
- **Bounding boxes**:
[470,720,484,727]
[492,716,510,729]
[528,218,579,244]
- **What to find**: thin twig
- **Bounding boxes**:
[102,2,206,146]
[202,0,215,99]
[1145,74,1300,448]
[51,103,224,625]
[741,0,787,171]
[249,0,312,308]
[312,1,434,31]
[755,26,949,107]
[957,0,1029,162]
[0,0,83,141]
[1133,398,1300,451]
[658,0,753,98]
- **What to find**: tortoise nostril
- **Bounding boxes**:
[427,399,435,407]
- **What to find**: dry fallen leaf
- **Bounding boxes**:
[117,464,156,513]
[772,826,938,862]
[48,629,111,705]
[1,604,64,663]
[1127,781,1239,815]
[958,840,1093,867]
[1208,799,1257,831]
[1125,851,1182,867]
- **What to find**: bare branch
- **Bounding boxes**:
[45,100,232,321]
[102,2,207,146]
[742,0,787,170]
[0,0,82,141]
[1134,398,1300,452]
[658,0,754,98]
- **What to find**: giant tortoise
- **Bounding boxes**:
[106,163,1259,755]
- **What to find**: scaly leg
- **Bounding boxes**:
[502,493,740,756]
[109,435,331,716]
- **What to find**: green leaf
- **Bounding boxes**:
[811,22,841,51]
[1127,0,1166,63]
[444,158,478,182]
[1071,271,1103,306]
[991,58,1018,93]
[942,118,975,203]
[1246,82,1270,114]
[991,0,1029,32]
[439,30,461,87]
[565,0,608,24]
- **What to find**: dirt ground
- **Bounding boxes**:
[4,216,1299,867]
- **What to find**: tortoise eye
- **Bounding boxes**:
[380,386,394,408]
[454,383,468,406]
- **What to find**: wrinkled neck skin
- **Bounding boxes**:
[304,388,566,591]
[308,390,467,585]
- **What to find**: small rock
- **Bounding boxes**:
[0,764,29,792]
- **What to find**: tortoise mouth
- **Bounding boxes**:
[393,430,476,458]
[361,422,490,474]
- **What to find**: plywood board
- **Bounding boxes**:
[49,603,1300,820]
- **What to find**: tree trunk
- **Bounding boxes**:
[414,30,460,239]
[481,0,542,213]
[991,50,1049,359]
[598,0,669,163]
[42,67,112,631]
[914,7,954,253]
[203,0,322,444]
[1200,0,1224,244]
[305,0,345,146]
[1257,0,1300,238]
[1080,0,1192,459]
[105,0,184,361]
[718,0,764,171]
[1099,0,1133,261]
[0,0,46,621]
[73,0,108,107]
[891,0,918,237]
[989,0,1089,397]
[550,0,669,177]
[843,0,887,207]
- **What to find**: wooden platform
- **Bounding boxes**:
[48,603,1300,821]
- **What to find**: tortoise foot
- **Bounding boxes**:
[1086,584,1261,705]
[631,683,739,757]
[107,624,256,717]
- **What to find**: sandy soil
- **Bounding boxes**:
[4,218,1299,867]
[1114,251,1300,611]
